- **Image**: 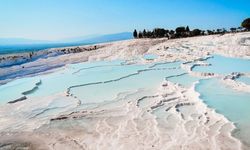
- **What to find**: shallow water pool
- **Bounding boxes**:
[193,55,250,74]
[236,76,250,85]
[144,54,158,60]
[0,60,183,104]
[196,78,250,147]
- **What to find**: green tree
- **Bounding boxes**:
[230,28,236,33]
[201,30,205,35]
[153,28,165,38]
[191,29,201,36]
[165,30,169,38]
[216,29,222,34]
[138,32,143,38]
[175,27,186,37]
[222,28,227,34]
[207,30,213,35]
[175,27,186,34]
[169,30,175,35]
[143,29,147,38]
[169,30,175,38]
[241,18,250,30]
[133,29,138,38]
[146,31,153,38]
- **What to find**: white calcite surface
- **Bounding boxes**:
[0,32,250,150]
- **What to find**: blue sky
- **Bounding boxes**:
[0,0,249,40]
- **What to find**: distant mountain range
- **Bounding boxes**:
[0,32,133,55]
[0,38,51,45]
[73,32,133,44]
[0,32,133,46]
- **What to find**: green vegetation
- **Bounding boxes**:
[133,29,138,38]
[134,18,249,39]
[241,18,250,31]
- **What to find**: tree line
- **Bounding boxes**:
[133,18,250,39]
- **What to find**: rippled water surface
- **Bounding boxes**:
[1,55,250,147]
[143,54,158,60]
[196,78,250,147]
[193,55,250,74]
[0,60,183,104]
[236,76,250,85]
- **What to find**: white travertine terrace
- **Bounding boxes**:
[0,32,249,150]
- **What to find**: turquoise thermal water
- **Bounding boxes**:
[166,74,200,88]
[71,66,185,104]
[193,55,250,147]
[0,60,183,104]
[144,54,158,60]
[193,55,250,74]
[0,77,40,103]
[0,54,250,147]
[30,61,148,98]
[196,78,250,147]
[236,76,250,85]
[69,61,185,104]
[0,60,151,103]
